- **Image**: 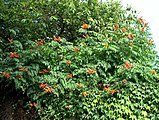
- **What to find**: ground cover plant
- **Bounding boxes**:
[0,0,159,119]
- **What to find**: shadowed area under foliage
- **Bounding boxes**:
[0,88,38,120]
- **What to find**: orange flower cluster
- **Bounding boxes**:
[66,73,73,80]
[138,16,144,24]
[140,27,144,33]
[151,70,156,74]
[73,47,80,52]
[69,73,73,78]
[123,79,127,83]
[39,83,55,93]
[39,83,48,88]
[140,25,148,33]
[110,89,120,94]
[122,28,127,33]
[10,52,20,58]
[103,87,109,92]
[122,62,133,69]
[53,35,61,42]
[35,40,44,45]
[144,22,149,27]
[127,33,134,40]
[0,72,12,79]
[29,102,37,107]
[99,83,119,94]
[43,87,54,93]
[102,86,119,94]
[138,16,149,32]
[139,16,149,26]
[115,24,119,31]
[112,24,119,31]
[18,67,28,72]
[82,92,87,97]
[66,60,71,65]
[87,68,96,74]
[81,24,90,29]
[39,69,49,74]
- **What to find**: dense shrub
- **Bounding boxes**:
[0,0,159,119]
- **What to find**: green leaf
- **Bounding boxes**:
[142,111,147,117]
[50,16,58,21]
[9,29,16,36]
[78,28,87,33]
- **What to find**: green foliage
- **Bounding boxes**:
[0,0,159,119]
[0,0,126,41]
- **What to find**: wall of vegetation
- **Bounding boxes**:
[0,0,159,119]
